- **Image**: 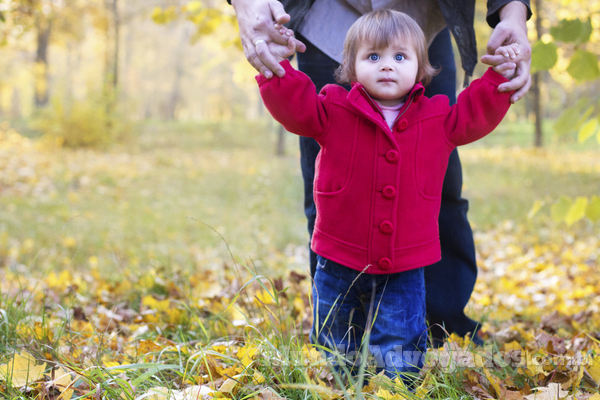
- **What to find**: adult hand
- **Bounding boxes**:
[231,0,306,79]
[480,1,531,103]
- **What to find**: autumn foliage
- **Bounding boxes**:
[0,120,599,399]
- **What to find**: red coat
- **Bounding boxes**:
[257,60,511,275]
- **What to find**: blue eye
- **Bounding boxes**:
[369,54,379,61]
[395,54,405,61]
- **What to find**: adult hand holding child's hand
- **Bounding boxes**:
[492,43,519,80]
[481,1,532,103]
[231,0,306,79]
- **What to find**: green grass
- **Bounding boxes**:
[462,119,600,228]
[0,119,308,279]
[1,117,599,398]
[2,117,598,277]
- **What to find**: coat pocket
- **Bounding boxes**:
[314,118,359,195]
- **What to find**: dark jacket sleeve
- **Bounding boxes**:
[486,0,532,27]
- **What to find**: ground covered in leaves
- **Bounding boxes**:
[0,121,599,399]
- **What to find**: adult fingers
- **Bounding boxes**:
[498,68,527,92]
[507,73,532,103]
[494,62,516,73]
[486,24,509,55]
[482,49,528,66]
[253,39,287,78]
[481,53,511,67]
[245,46,273,78]
[292,36,306,53]
[269,1,291,26]
[498,61,532,102]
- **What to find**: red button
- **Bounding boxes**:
[382,186,396,199]
[380,221,394,234]
[398,119,408,130]
[385,150,399,164]
[379,257,392,270]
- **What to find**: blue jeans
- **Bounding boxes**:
[311,255,427,378]
[297,28,481,346]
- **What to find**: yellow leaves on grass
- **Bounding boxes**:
[374,387,407,400]
[48,367,75,400]
[0,354,73,398]
[0,125,151,201]
[586,356,600,383]
[142,295,186,325]
[143,295,171,312]
[237,344,258,368]
[473,221,600,324]
[147,385,215,400]
[0,352,46,388]
[2,125,599,398]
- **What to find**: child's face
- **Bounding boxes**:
[354,40,419,107]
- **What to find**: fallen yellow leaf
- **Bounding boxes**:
[504,340,522,351]
[219,377,238,394]
[483,366,502,398]
[49,367,74,400]
[587,357,600,384]
[0,352,47,388]
[524,383,570,400]
[238,344,258,368]
[374,387,407,400]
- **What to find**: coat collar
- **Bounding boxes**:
[347,81,425,131]
[349,81,425,104]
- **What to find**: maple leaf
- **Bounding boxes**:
[0,352,47,388]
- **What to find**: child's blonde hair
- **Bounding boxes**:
[335,10,438,86]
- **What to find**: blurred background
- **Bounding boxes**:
[0,0,598,280]
[0,0,598,137]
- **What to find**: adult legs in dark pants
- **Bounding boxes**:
[296,28,481,346]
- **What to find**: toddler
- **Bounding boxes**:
[257,9,517,380]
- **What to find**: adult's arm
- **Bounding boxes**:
[481,1,532,103]
[229,0,306,79]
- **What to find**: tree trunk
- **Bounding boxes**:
[123,16,134,97]
[65,42,74,112]
[34,15,52,108]
[112,0,120,89]
[166,24,190,119]
[11,88,21,119]
[276,124,285,156]
[532,73,542,147]
[532,0,543,147]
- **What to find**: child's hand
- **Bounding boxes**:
[268,23,297,64]
[496,42,520,60]
[492,43,519,80]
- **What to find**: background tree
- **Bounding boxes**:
[530,2,600,144]
[1,0,103,109]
